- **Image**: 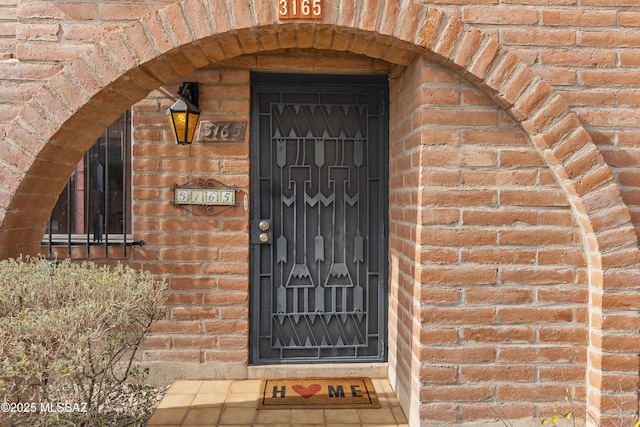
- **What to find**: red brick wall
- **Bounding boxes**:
[5,0,638,242]
[131,70,252,367]
[389,55,589,424]
[2,1,640,425]
[0,0,15,60]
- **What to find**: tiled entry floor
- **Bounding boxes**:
[147,379,409,426]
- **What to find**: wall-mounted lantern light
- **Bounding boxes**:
[166,82,200,145]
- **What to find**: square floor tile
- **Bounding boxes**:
[392,406,408,423]
[167,380,203,394]
[191,393,227,407]
[324,408,360,423]
[372,379,392,394]
[147,407,188,425]
[199,380,233,394]
[359,407,397,424]
[225,392,258,407]
[291,409,325,423]
[230,379,262,394]
[218,406,257,424]
[255,409,291,423]
[182,406,222,425]
[157,393,196,409]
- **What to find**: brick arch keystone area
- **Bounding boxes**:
[1,0,640,424]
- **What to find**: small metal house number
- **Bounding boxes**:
[277,0,322,19]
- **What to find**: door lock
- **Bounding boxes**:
[252,219,272,244]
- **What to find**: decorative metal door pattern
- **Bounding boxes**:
[250,74,388,364]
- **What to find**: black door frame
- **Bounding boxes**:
[249,73,389,365]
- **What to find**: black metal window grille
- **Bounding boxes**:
[44,110,140,258]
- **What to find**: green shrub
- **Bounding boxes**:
[0,257,166,426]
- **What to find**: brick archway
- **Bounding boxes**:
[2,0,639,424]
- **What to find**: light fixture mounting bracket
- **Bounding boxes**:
[178,82,199,109]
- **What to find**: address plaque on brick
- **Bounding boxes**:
[171,179,236,212]
[198,121,246,142]
[277,0,322,19]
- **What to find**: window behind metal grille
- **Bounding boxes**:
[43,110,139,258]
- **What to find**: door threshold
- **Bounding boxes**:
[247,362,388,379]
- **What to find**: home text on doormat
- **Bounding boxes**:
[257,377,380,409]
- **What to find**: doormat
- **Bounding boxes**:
[257,377,380,409]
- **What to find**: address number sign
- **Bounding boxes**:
[174,188,235,206]
[198,121,246,143]
[278,0,322,19]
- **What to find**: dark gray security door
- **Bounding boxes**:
[250,74,388,364]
